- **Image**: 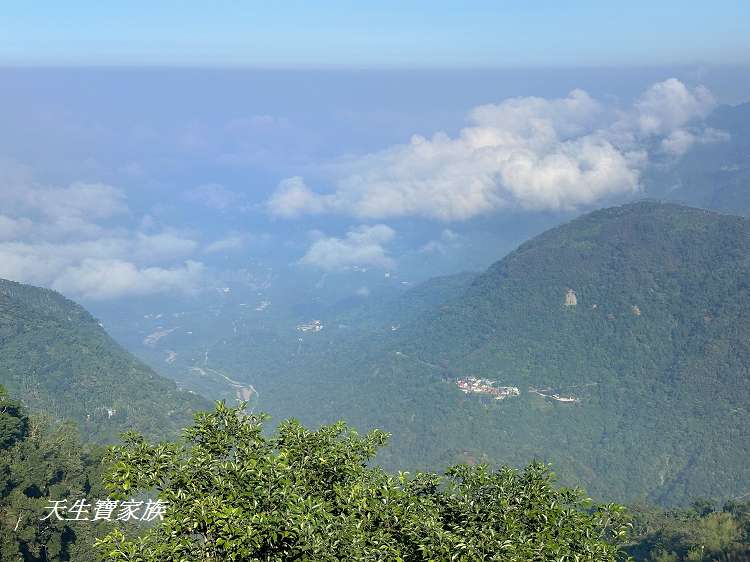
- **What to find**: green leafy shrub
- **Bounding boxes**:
[98,401,630,561]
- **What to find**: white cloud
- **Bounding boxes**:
[631,78,715,137]
[606,78,723,157]
[299,224,396,271]
[660,127,731,156]
[268,79,723,221]
[268,176,331,218]
[420,228,462,254]
[133,231,198,263]
[0,233,205,298]
[52,259,205,300]
[0,177,128,239]
[468,88,603,140]
[0,242,73,286]
[0,166,207,300]
[660,129,697,156]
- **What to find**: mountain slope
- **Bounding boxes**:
[0,278,211,442]
[321,270,477,330]
[400,201,750,504]
[254,202,750,506]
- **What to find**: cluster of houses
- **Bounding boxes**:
[456,377,520,400]
[455,377,583,404]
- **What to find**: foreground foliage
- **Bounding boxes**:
[0,385,110,561]
[5,387,747,561]
[98,401,629,561]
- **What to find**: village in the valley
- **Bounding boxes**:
[456,377,521,400]
[456,377,581,403]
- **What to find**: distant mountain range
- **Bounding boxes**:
[0,278,211,442]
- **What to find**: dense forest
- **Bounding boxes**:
[199,202,750,507]
[626,501,750,561]
[0,278,211,442]
[2,391,750,561]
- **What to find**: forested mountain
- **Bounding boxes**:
[626,499,750,561]
[245,202,750,507]
[396,201,750,504]
[0,279,211,442]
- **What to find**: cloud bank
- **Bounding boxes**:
[299,224,396,271]
[51,259,205,301]
[269,79,723,221]
[0,173,208,300]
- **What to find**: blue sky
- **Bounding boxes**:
[2,1,749,67]
[0,3,748,303]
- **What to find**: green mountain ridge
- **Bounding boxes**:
[0,278,211,443]
[399,201,750,504]
[248,201,750,507]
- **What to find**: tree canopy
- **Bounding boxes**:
[0,385,110,561]
[98,401,630,561]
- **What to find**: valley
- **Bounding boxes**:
[82,201,750,507]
